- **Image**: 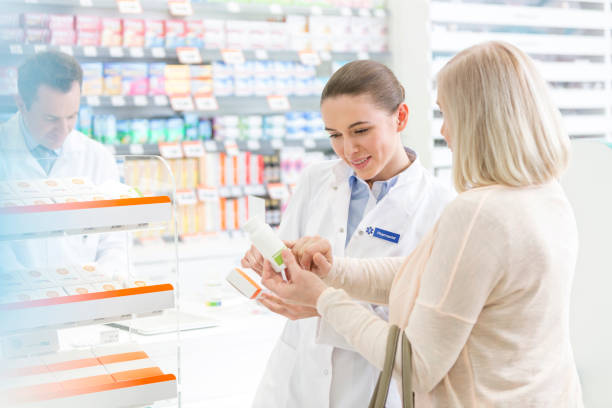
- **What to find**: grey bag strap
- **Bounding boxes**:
[368,325,413,408]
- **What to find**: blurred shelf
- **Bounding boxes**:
[0,44,390,63]
[0,196,172,240]
[0,283,175,333]
[5,0,388,19]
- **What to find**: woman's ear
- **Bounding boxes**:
[396,103,409,132]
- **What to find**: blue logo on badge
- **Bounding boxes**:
[372,227,400,244]
[366,226,374,236]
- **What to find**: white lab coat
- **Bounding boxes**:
[252,155,454,408]
[0,113,126,272]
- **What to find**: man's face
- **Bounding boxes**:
[18,81,81,150]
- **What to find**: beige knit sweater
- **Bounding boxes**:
[316,181,584,407]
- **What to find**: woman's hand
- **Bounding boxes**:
[261,249,330,308]
[291,236,333,279]
[257,293,320,320]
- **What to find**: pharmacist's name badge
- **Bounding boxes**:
[366,226,400,244]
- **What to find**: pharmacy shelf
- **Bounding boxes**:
[0,44,390,64]
[0,283,175,333]
[0,95,322,116]
[0,196,172,241]
[110,138,331,157]
[5,0,387,18]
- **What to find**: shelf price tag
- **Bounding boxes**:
[247,140,261,151]
[117,0,142,14]
[34,45,48,54]
[303,138,316,149]
[175,189,198,205]
[269,4,283,15]
[197,187,219,202]
[177,47,202,64]
[133,95,148,106]
[310,6,323,16]
[224,141,240,156]
[83,46,97,57]
[9,44,23,55]
[151,47,166,58]
[194,94,219,111]
[129,47,144,58]
[86,96,101,106]
[244,184,266,196]
[254,49,268,60]
[221,49,245,65]
[109,46,124,58]
[267,183,289,200]
[59,46,74,56]
[270,139,284,150]
[204,140,219,153]
[168,0,193,16]
[357,51,370,60]
[230,186,243,197]
[299,51,321,66]
[111,95,126,106]
[170,95,195,111]
[227,2,240,13]
[182,140,205,157]
[153,95,169,106]
[129,144,145,155]
[159,142,183,159]
[267,95,290,111]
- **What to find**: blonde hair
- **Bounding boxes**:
[437,41,570,193]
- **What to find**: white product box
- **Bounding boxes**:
[50,266,84,285]
[39,287,68,299]
[21,197,54,206]
[63,284,97,296]
[63,177,96,193]
[9,180,43,197]
[35,178,71,195]
[91,281,123,292]
[19,268,57,289]
[53,196,83,203]
[226,267,261,299]
[77,263,111,283]
[0,199,25,207]
[0,271,30,291]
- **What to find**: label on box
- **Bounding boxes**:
[224,141,239,156]
[86,96,101,106]
[230,186,243,197]
[151,47,166,58]
[269,4,283,15]
[310,6,323,16]
[133,95,148,106]
[340,7,353,17]
[218,186,231,197]
[303,138,316,149]
[247,140,260,151]
[267,95,290,111]
[83,46,97,57]
[270,139,284,150]
[267,183,289,200]
[129,144,144,155]
[170,95,195,111]
[255,49,268,60]
[9,44,23,55]
[129,47,144,58]
[158,142,183,159]
[111,95,126,106]
[244,184,267,196]
[299,51,321,66]
[34,45,47,54]
[154,95,168,106]
[197,187,219,202]
[194,95,219,111]
[175,189,197,205]
[227,2,240,13]
[109,46,124,57]
[177,47,202,64]
[221,49,245,65]
[117,0,142,14]
[357,51,370,60]
[168,0,193,16]
[204,140,218,153]
[182,141,204,157]
[59,46,74,56]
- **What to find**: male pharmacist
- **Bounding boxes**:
[0,51,125,272]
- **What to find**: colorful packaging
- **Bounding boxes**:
[76,29,100,46]
[103,63,123,95]
[48,14,74,30]
[25,29,50,44]
[22,14,49,29]
[166,117,185,142]
[164,20,186,48]
[100,17,122,47]
[144,19,164,48]
[82,63,103,96]
[122,19,145,47]
[131,119,149,144]
[75,16,101,31]
[149,119,167,143]
[121,63,149,95]
[49,29,76,45]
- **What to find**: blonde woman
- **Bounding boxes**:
[260,41,584,407]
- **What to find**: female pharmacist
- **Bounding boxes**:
[261,42,584,407]
[241,60,454,408]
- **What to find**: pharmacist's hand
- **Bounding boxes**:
[240,245,265,276]
[261,250,328,308]
[291,236,333,279]
[257,293,320,320]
